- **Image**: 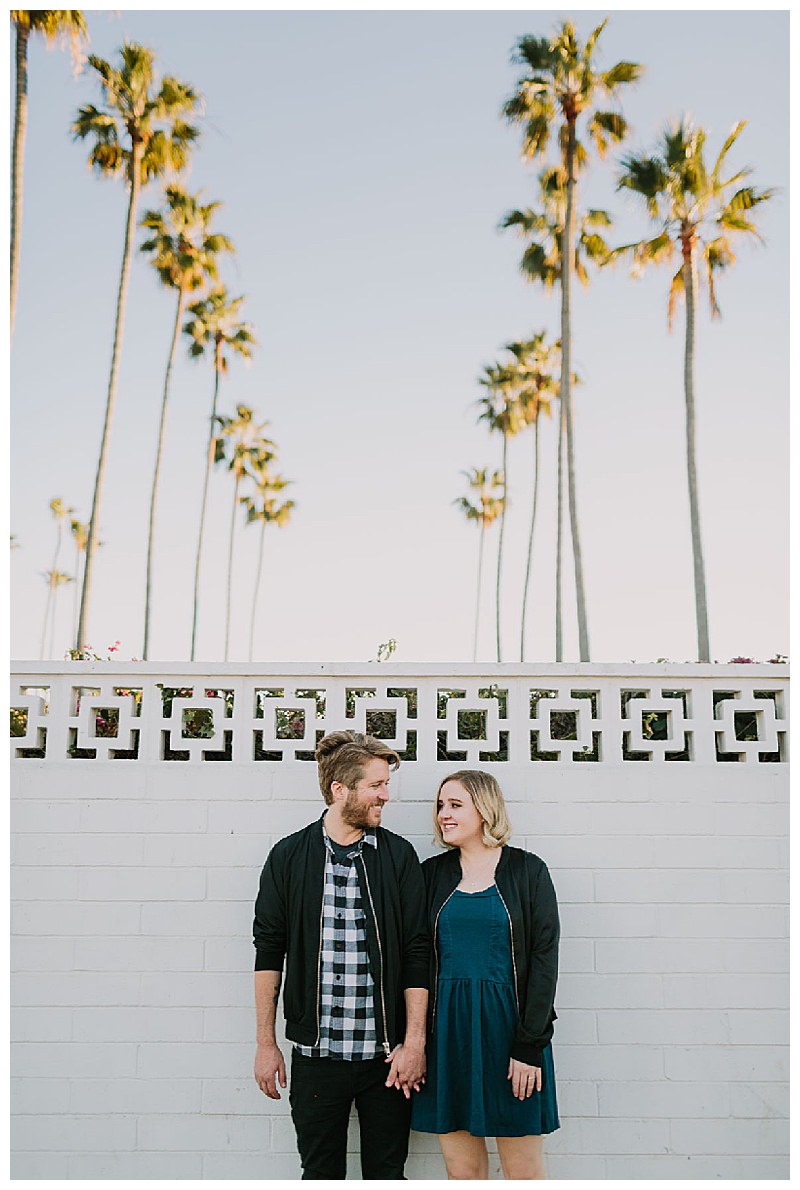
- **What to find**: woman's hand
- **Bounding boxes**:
[507,1057,541,1099]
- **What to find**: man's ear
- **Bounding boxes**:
[329,780,347,803]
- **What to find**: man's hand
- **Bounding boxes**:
[254,1042,287,1100]
[507,1057,541,1099]
[385,1042,426,1098]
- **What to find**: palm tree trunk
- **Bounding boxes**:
[249,517,267,662]
[555,396,565,662]
[495,432,508,662]
[520,413,541,662]
[10,22,29,339]
[143,288,185,659]
[473,520,486,663]
[40,573,55,661]
[41,519,63,659]
[75,146,143,650]
[73,544,82,641]
[190,347,221,661]
[562,122,591,661]
[224,473,240,662]
[48,581,60,660]
[682,245,711,661]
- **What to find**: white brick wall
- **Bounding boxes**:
[10,664,789,1180]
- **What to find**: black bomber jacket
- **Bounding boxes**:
[422,845,559,1068]
[253,816,429,1054]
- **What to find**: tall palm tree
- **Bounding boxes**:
[503,18,642,660]
[454,468,504,662]
[477,361,526,662]
[139,187,234,658]
[10,9,88,338]
[214,405,276,662]
[70,517,89,641]
[40,498,74,659]
[242,467,295,662]
[502,171,606,659]
[184,287,256,659]
[611,119,773,661]
[41,570,73,659]
[71,42,201,651]
[509,333,559,662]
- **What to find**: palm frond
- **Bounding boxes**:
[588,109,628,157]
[521,110,552,159]
[500,208,541,235]
[601,60,643,89]
[667,265,684,331]
[711,120,747,181]
[617,152,667,215]
[580,232,610,262]
[513,34,557,73]
[584,207,613,228]
[583,18,609,64]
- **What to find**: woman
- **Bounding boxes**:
[411,770,560,1180]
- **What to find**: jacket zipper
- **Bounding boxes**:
[496,884,520,1013]
[314,871,325,1048]
[431,889,456,1031]
[359,857,391,1055]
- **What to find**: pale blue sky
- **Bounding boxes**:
[10,8,789,663]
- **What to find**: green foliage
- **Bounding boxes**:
[72,43,201,186]
[612,118,774,325]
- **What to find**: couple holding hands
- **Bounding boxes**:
[253,730,559,1180]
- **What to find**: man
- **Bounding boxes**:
[253,729,429,1180]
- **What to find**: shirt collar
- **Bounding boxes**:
[320,814,378,854]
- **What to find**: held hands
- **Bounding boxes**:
[385,1042,427,1099]
[507,1057,541,1100]
[254,1042,287,1100]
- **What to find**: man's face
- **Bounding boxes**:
[335,757,391,829]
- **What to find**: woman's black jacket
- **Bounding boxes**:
[253,817,429,1053]
[422,845,559,1068]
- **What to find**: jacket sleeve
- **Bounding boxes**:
[252,843,288,973]
[399,845,430,990]
[510,860,560,1067]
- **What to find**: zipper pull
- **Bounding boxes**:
[383,1041,392,1056]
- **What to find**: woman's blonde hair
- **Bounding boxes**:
[433,769,513,849]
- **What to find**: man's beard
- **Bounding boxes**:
[340,790,382,829]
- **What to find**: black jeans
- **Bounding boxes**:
[289,1051,412,1180]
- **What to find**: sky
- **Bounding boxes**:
[9,7,789,665]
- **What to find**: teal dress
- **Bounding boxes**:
[412,885,559,1138]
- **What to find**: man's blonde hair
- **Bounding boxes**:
[316,730,400,805]
[433,769,513,849]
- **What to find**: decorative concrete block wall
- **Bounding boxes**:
[11,663,789,1179]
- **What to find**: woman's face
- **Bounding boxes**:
[437,780,485,848]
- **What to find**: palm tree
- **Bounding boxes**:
[454,468,504,661]
[41,570,73,659]
[502,172,606,659]
[184,287,257,659]
[503,18,642,660]
[214,405,276,662]
[70,518,89,640]
[139,186,234,659]
[40,498,74,659]
[611,119,773,661]
[71,42,201,651]
[476,360,526,662]
[242,467,295,662]
[10,9,88,338]
[509,333,559,662]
